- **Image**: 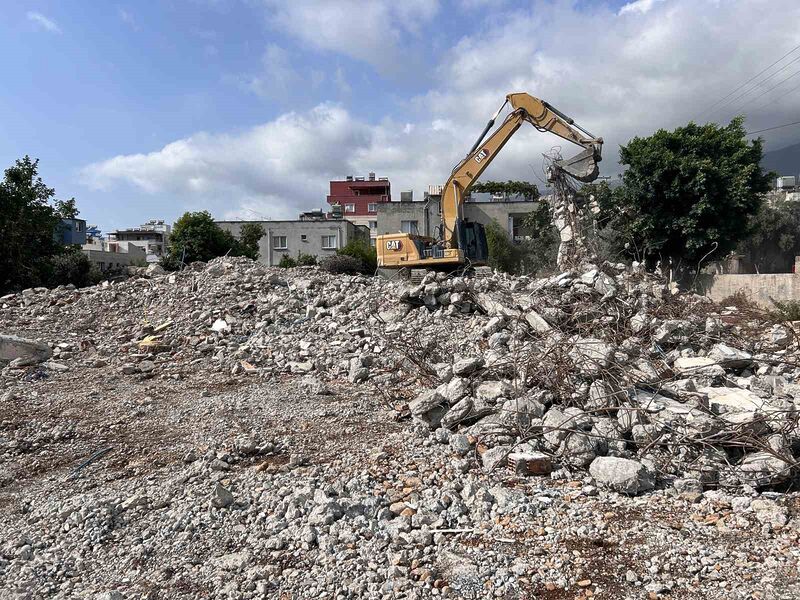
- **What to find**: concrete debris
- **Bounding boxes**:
[2,256,800,598]
[0,334,53,367]
[589,456,655,495]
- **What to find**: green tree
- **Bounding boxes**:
[737,199,800,273]
[485,220,519,273]
[337,238,377,274]
[236,222,265,260]
[519,203,558,273]
[0,156,69,292]
[47,247,93,288]
[166,211,237,265]
[598,117,771,272]
[471,180,539,200]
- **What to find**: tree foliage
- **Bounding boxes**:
[237,222,265,260]
[278,254,297,268]
[737,199,800,273]
[336,238,377,274]
[597,117,771,271]
[320,254,363,275]
[47,247,95,288]
[166,211,237,265]
[470,180,539,200]
[296,252,317,266]
[0,156,80,292]
[485,220,519,273]
[485,209,558,276]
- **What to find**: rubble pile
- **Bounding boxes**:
[2,257,800,599]
[391,265,799,493]
[2,258,799,494]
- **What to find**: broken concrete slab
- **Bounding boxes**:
[708,343,753,369]
[0,334,52,367]
[589,456,654,495]
[673,356,725,377]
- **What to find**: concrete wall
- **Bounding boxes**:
[376,202,431,237]
[217,220,368,266]
[82,242,147,271]
[698,273,800,307]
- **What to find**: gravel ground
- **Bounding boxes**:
[2,363,799,599]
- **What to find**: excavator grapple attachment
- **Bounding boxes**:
[552,148,600,183]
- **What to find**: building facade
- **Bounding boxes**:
[82,240,147,272]
[56,218,87,245]
[108,220,171,263]
[217,219,369,267]
[326,173,391,234]
[376,194,540,242]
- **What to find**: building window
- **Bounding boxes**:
[401,220,419,235]
[321,235,337,249]
[370,238,376,247]
[76,221,83,232]
[273,236,288,250]
[345,204,356,213]
[367,203,377,213]
[301,234,307,241]
[369,221,377,231]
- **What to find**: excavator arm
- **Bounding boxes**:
[440,92,603,249]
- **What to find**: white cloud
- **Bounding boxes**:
[260,0,439,74]
[80,0,800,222]
[619,0,667,15]
[27,11,61,33]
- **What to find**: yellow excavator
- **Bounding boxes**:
[376,92,603,269]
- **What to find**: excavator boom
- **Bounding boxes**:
[376,92,602,269]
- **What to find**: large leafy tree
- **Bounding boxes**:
[0,156,74,292]
[598,117,771,271]
[237,222,265,260]
[737,199,800,273]
[166,211,238,265]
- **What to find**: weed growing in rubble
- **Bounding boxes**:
[770,298,800,322]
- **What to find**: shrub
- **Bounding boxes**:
[769,298,800,322]
[158,253,183,272]
[319,254,363,275]
[296,252,317,266]
[46,248,93,288]
[337,239,376,274]
[278,254,297,268]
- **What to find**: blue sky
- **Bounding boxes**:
[3,0,800,233]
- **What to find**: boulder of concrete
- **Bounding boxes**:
[708,343,753,369]
[589,456,654,495]
[476,380,512,402]
[524,310,551,333]
[0,334,52,367]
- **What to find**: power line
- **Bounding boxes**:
[745,119,800,135]
[694,42,800,120]
[711,53,800,118]
[752,79,800,113]
[722,67,800,121]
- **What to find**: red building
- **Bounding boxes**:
[326,173,391,219]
